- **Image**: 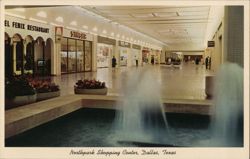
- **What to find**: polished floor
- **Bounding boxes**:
[51,62,213,100]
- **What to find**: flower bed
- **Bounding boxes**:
[5,75,61,109]
[5,76,37,109]
[74,79,107,95]
[29,78,60,101]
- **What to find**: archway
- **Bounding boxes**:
[24,35,34,74]
[5,32,13,77]
[34,36,45,76]
[13,33,23,75]
[45,38,54,75]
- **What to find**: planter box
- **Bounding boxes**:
[74,87,108,95]
[5,94,37,109]
[37,91,60,101]
[205,76,214,99]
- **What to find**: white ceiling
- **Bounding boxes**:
[83,6,212,49]
[5,5,224,50]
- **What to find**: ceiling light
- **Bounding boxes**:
[70,21,77,26]
[56,16,64,23]
[111,32,114,36]
[82,25,88,29]
[92,27,98,32]
[36,11,47,18]
[102,30,107,34]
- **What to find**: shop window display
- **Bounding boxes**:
[68,39,76,73]
[97,44,112,68]
[60,38,68,73]
[85,41,92,71]
[77,40,84,72]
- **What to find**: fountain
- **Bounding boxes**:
[112,69,170,146]
[209,62,243,146]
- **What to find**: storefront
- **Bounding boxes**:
[142,47,150,64]
[131,44,141,66]
[118,41,131,67]
[60,29,93,74]
[97,36,116,68]
[4,15,54,77]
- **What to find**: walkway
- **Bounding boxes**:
[51,63,214,100]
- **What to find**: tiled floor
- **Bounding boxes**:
[51,63,213,100]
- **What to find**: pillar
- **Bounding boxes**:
[223,6,244,67]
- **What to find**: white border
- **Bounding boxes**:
[0,1,249,159]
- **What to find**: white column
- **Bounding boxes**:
[127,46,132,67]
[13,42,17,74]
[54,42,61,75]
[114,41,119,67]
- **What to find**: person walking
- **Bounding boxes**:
[205,56,209,69]
[112,56,116,68]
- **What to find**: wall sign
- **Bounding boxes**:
[63,28,94,41]
[5,20,49,33]
[119,41,131,48]
[97,36,116,45]
[132,44,141,50]
[208,41,215,47]
[70,31,87,40]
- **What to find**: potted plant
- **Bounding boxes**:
[5,76,36,109]
[29,79,60,101]
[74,79,107,95]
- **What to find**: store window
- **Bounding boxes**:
[60,37,92,74]
[77,40,84,72]
[85,41,92,71]
[61,38,67,73]
[68,39,76,73]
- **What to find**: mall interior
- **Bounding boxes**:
[3,5,245,148]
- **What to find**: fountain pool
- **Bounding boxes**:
[6,108,214,147]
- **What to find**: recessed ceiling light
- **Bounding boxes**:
[82,25,88,29]
[56,16,63,23]
[36,11,47,18]
[102,30,107,34]
[70,21,77,26]
[92,27,98,32]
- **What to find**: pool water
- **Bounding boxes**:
[5,108,224,147]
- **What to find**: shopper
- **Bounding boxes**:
[112,56,116,68]
[205,56,209,69]
[151,57,154,65]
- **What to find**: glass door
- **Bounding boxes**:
[60,38,68,73]
[77,40,84,72]
[68,39,76,73]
